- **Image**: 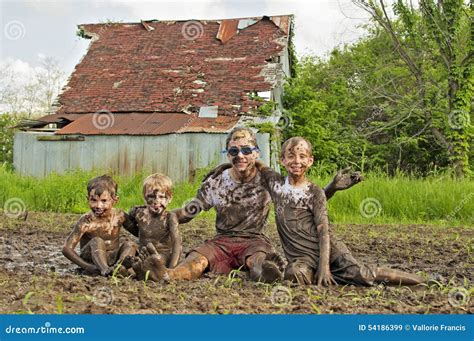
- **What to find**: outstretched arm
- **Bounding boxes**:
[254,160,284,191]
[324,167,363,200]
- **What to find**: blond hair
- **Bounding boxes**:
[143,173,173,198]
[225,127,258,149]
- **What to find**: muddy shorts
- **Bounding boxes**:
[192,235,275,274]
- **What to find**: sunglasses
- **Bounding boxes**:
[224,146,259,157]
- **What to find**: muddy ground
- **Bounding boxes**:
[0,212,472,314]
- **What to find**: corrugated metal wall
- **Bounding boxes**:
[13,132,271,182]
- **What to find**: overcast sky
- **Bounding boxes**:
[1,0,371,76]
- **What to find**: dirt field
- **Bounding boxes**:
[0,211,472,314]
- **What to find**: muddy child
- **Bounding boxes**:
[62,175,136,276]
[259,137,424,286]
[124,173,182,269]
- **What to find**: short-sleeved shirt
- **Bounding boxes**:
[196,169,272,238]
[260,168,329,266]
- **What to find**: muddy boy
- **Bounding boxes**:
[125,173,182,269]
[259,136,424,286]
[62,175,136,276]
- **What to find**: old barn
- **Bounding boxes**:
[14,15,293,182]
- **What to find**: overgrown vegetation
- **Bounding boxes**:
[0,113,20,167]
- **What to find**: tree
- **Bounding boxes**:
[0,56,66,117]
[353,0,473,177]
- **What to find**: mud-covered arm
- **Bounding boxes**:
[173,181,213,224]
[312,188,337,286]
[123,209,139,237]
[324,167,363,200]
[172,197,205,224]
[202,163,232,182]
[62,220,96,273]
[167,212,182,268]
[255,160,283,192]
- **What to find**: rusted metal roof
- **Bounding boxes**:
[37,113,85,123]
[56,113,239,135]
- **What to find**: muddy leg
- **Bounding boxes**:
[89,237,113,276]
[247,251,282,283]
[114,240,138,276]
[133,247,208,282]
[375,267,424,285]
[166,251,209,281]
[117,240,138,263]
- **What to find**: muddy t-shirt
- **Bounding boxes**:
[196,169,271,238]
[260,168,329,266]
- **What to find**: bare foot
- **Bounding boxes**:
[133,254,168,281]
[143,254,169,281]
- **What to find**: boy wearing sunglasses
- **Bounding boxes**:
[133,127,284,283]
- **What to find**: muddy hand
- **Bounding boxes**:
[332,167,363,190]
[315,268,337,287]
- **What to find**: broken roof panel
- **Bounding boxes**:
[216,19,239,44]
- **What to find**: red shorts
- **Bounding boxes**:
[192,235,275,274]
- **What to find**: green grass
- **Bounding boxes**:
[310,172,474,226]
[0,164,473,226]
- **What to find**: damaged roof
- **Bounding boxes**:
[41,15,293,135]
